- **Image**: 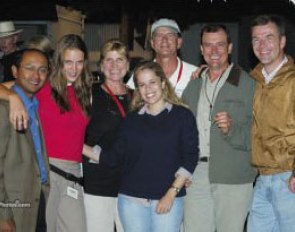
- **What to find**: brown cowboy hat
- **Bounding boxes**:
[0,21,22,38]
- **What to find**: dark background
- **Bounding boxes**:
[1,0,295,71]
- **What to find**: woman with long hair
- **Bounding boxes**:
[42,34,91,232]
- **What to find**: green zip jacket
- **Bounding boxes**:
[182,64,257,184]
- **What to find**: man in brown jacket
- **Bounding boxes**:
[248,14,295,232]
[0,49,50,232]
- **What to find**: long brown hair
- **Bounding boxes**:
[130,61,186,111]
[50,34,92,116]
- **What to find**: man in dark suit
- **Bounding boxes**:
[0,49,50,232]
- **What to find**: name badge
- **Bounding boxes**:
[67,186,78,199]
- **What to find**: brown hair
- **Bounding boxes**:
[200,24,231,44]
[251,14,285,36]
[50,34,92,116]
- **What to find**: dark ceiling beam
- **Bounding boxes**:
[0,0,57,21]
[0,0,294,24]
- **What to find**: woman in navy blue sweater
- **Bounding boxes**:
[83,61,199,232]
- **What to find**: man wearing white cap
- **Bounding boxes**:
[0,21,23,82]
[127,18,198,97]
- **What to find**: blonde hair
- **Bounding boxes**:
[26,35,54,58]
[99,39,129,62]
[98,39,129,82]
[130,61,186,111]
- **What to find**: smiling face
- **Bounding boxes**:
[101,50,129,83]
[12,50,48,98]
[251,22,286,72]
[201,29,232,72]
[62,48,85,84]
[136,68,165,110]
[151,27,182,58]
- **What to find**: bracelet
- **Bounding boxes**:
[170,185,181,193]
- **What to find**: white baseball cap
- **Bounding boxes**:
[151,18,181,35]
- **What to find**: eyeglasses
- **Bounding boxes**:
[20,65,49,75]
[153,32,178,40]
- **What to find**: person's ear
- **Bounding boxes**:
[151,38,155,50]
[11,65,18,79]
[200,45,204,56]
[13,34,18,44]
[99,61,104,73]
[161,80,165,89]
[280,35,286,50]
[228,43,233,54]
[177,37,183,50]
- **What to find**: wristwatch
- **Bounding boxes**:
[170,185,181,193]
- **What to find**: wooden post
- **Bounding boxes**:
[119,5,129,47]
[52,5,85,43]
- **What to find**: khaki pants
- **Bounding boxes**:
[183,162,253,232]
[46,160,86,232]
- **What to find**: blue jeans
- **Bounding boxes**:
[118,194,184,232]
[247,171,295,232]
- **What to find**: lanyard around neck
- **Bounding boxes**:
[103,83,127,118]
[174,60,183,88]
[203,68,227,121]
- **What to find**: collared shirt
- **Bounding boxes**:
[126,57,197,97]
[262,56,288,84]
[138,102,172,115]
[164,57,197,97]
[12,84,48,184]
[197,63,233,158]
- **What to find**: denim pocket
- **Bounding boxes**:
[278,172,291,182]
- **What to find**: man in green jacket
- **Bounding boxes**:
[183,23,256,232]
[247,14,295,232]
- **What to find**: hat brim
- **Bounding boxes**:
[0,29,23,38]
[151,26,181,35]
[166,26,180,34]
